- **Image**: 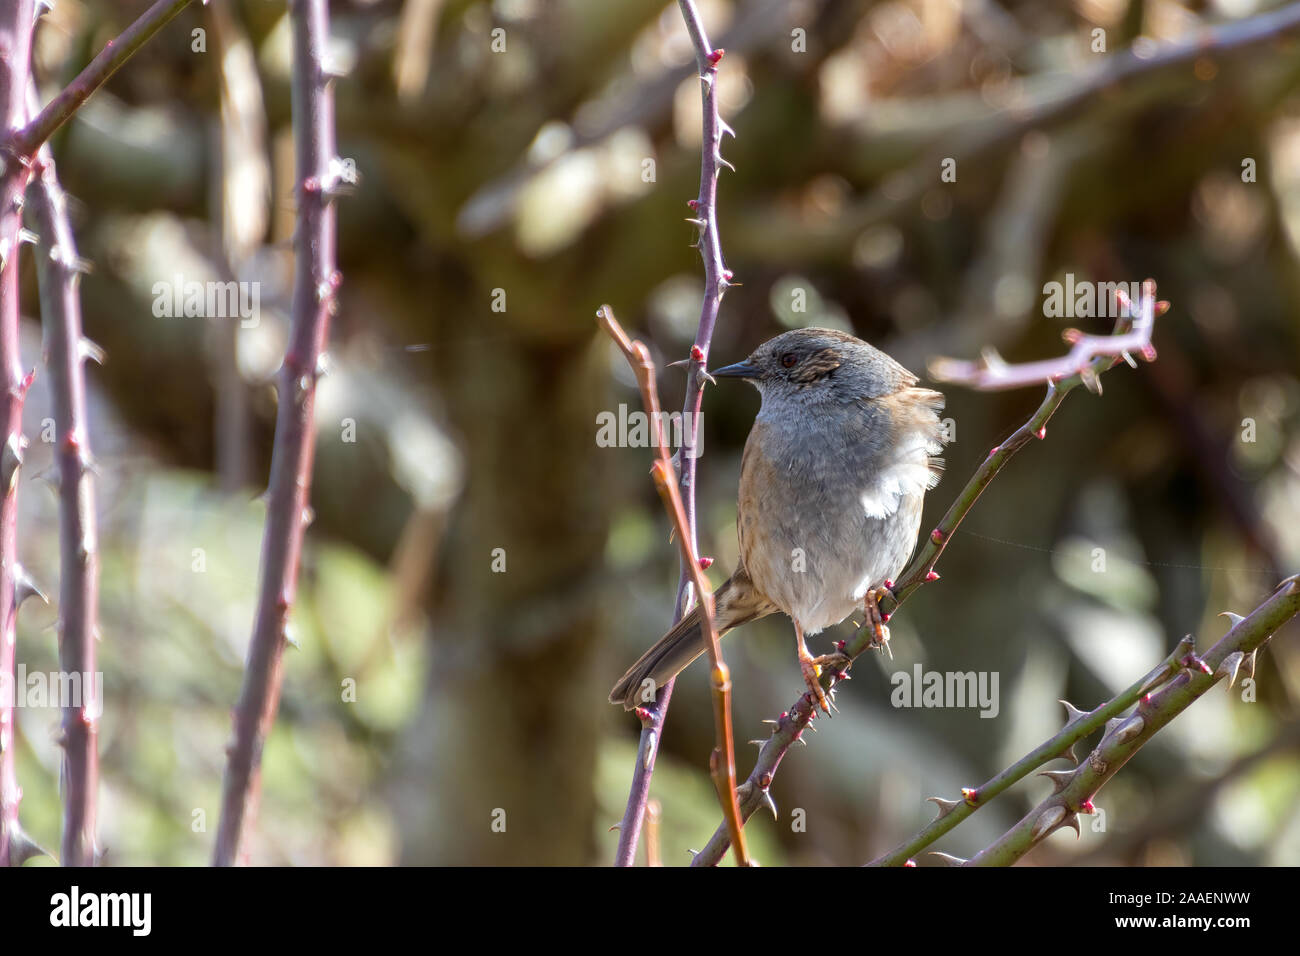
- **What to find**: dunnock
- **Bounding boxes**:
[610,328,946,713]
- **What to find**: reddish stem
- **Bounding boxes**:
[213,0,338,866]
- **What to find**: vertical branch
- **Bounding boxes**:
[28,90,101,867]
[614,0,735,868]
[0,0,36,869]
[601,308,750,865]
[214,0,339,866]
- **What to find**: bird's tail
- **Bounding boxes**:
[609,571,773,710]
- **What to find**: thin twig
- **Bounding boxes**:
[599,306,750,866]
[966,575,1300,866]
[214,0,339,866]
[17,0,195,160]
[0,0,37,870]
[28,88,101,868]
[692,283,1163,866]
[613,0,736,866]
[929,290,1169,390]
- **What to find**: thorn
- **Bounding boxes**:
[79,338,106,365]
[30,464,59,493]
[1242,649,1258,681]
[5,822,50,865]
[1,433,27,491]
[283,625,300,650]
[608,823,621,832]
[1038,769,1075,794]
[715,153,736,174]
[1104,716,1124,737]
[1063,813,1082,839]
[644,730,657,768]
[748,739,764,747]
[1057,742,1079,765]
[929,852,967,866]
[1059,699,1087,725]
[13,565,48,607]
[719,119,736,139]
[1218,611,1246,629]
[684,217,707,229]
[1217,651,1244,689]
[1121,351,1138,369]
[762,790,778,821]
[927,796,960,818]
[17,228,38,246]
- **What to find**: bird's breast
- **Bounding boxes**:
[737,409,933,633]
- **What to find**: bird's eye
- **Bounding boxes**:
[780,352,798,368]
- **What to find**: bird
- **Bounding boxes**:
[609,327,946,714]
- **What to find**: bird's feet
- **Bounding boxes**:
[864,586,892,659]
[798,646,837,715]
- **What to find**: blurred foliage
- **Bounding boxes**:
[7,0,1300,865]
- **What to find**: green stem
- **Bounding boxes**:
[967,576,1300,866]
[867,636,1193,866]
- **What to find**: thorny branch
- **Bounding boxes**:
[0,0,37,870]
[28,90,102,868]
[869,634,1197,866]
[0,0,200,870]
[966,576,1300,866]
[18,0,195,160]
[214,0,340,866]
[613,0,736,866]
[599,306,749,866]
[692,282,1164,866]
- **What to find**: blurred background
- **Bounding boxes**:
[9,0,1300,865]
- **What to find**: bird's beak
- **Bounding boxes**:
[711,359,760,379]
